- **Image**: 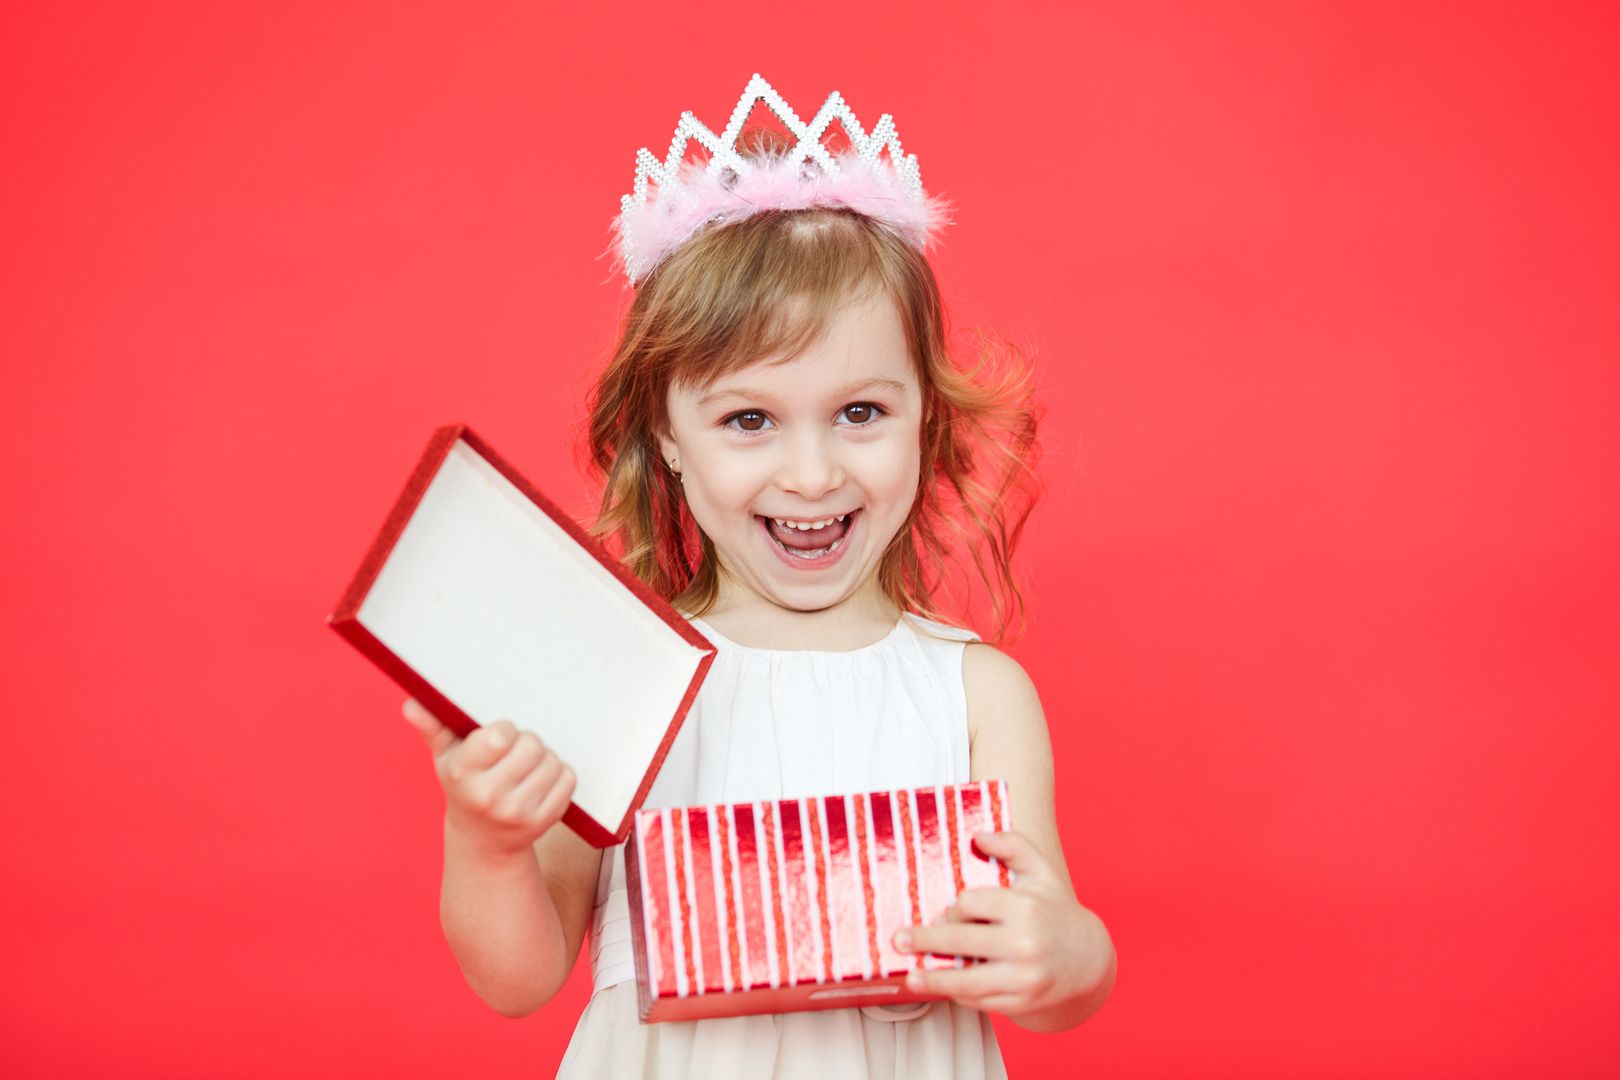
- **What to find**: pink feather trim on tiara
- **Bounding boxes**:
[609,147,955,285]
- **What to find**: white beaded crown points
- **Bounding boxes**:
[608,73,953,285]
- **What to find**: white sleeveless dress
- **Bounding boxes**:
[554,611,1008,1079]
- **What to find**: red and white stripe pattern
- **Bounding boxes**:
[628,779,1012,1008]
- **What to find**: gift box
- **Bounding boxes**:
[326,422,716,846]
[624,779,1013,1022]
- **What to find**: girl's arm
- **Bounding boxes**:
[440,815,602,1017]
[403,699,603,1018]
[896,644,1118,1032]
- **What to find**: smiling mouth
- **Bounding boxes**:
[757,509,858,561]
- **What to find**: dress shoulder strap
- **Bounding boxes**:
[901,611,982,644]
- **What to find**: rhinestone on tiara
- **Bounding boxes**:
[607,73,953,285]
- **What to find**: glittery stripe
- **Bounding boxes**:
[764,802,790,988]
[945,783,965,896]
[734,803,765,989]
[673,808,697,995]
[807,796,833,982]
[987,780,1011,886]
[715,803,738,991]
[869,789,906,972]
[639,812,666,998]
[852,792,882,976]
[896,789,922,951]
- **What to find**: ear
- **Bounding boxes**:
[654,418,678,471]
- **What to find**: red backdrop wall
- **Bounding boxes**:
[3,3,1616,1077]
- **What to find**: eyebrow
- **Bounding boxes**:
[696,377,909,409]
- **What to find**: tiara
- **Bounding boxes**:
[607,73,953,285]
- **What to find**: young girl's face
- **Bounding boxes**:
[659,288,924,616]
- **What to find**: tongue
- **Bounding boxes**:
[767,515,849,551]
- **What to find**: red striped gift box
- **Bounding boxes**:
[623,779,1013,1022]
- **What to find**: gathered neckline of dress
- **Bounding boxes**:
[686,612,911,656]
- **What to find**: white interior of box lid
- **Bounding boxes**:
[360,438,708,832]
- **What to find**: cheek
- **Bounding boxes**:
[681,465,759,526]
[873,442,923,503]
[838,448,920,545]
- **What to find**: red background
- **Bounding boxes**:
[3,3,1617,1077]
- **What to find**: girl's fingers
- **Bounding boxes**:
[971,830,1047,881]
[444,720,519,782]
[499,749,563,814]
[907,960,1022,1000]
[482,730,549,790]
[897,921,1009,961]
[533,764,577,827]
[953,992,1029,1017]
[401,698,458,758]
[950,887,1021,922]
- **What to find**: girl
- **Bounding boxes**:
[400,76,1117,1077]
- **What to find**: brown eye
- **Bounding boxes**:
[724,410,770,434]
[840,403,885,426]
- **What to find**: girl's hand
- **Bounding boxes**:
[893,829,1111,1018]
[400,697,577,859]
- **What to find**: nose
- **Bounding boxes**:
[774,428,845,501]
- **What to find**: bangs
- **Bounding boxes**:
[647,208,904,394]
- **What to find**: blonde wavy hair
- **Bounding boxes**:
[576,133,1044,645]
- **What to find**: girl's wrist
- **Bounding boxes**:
[443,813,537,869]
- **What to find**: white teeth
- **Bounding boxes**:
[772,513,849,531]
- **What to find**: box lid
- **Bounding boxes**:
[329,423,716,846]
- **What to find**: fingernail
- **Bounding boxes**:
[906,970,924,991]
[893,929,911,951]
